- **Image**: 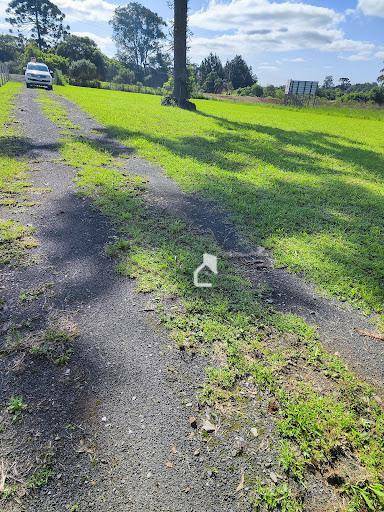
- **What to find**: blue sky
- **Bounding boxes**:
[1,0,383,85]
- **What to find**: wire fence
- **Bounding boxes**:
[0,63,10,87]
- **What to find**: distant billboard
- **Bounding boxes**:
[285,80,318,97]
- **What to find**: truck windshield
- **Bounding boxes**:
[27,64,49,72]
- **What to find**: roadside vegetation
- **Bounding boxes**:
[0,82,37,266]
[56,86,384,325]
[2,1,384,108]
[39,91,384,512]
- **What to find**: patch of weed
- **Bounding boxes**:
[345,481,384,512]
[19,282,53,303]
[7,395,27,421]
[29,323,78,366]
[0,219,37,266]
[250,482,303,512]
[27,467,54,489]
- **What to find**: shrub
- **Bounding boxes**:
[370,86,384,105]
[237,83,264,97]
[21,44,69,73]
[68,78,101,88]
[53,69,67,86]
[202,71,225,93]
[69,59,97,83]
[112,68,135,85]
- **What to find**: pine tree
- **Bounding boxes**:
[6,0,69,50]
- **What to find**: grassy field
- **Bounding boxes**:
[39,91,384,511]
[56,86,384,320]
[0,82,36,265]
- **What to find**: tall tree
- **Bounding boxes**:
[339,77,351,91]
[0,33,24,62]
[378,64,384,85]
[6,0,69,50]
[224,55,255,90]
[172,0,195,109]
[110,2,166,70]
[199,53,224,84]
[323,75,334,89]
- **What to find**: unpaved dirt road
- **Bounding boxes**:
[1,87,382,511]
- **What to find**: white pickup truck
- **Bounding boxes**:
[25,62,53,90]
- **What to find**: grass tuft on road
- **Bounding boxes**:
[42,92,384,512]
[0,82,37,266]
[56,86,384,323]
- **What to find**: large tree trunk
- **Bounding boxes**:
[35,4,42,50]
[171,0,195,110]
[173,0,187,105]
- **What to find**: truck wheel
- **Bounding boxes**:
[47,85,53,91]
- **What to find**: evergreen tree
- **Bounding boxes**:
[224,55,254,89]
[6,0,69,50]
[199,53,224,84]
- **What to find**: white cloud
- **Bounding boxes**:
[190,0,344,32]
[258,64,278,70]
[357,0,384,18]
[340,53,373,62]
[189,0,376,62]
[376,50,384,60]
[55,0,115,22]
[73,30,114,55]
[0,0,115,26]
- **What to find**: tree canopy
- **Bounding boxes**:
[110,2,166,69]
[0,34,24,62]
[379,64,384,85]
[339,77,351,91]
[224,55,255,89]
[69,59,97,82]
[6,0,69,50]
[200,53,224,83]
[57,35,105,78]
[323,75,334,89]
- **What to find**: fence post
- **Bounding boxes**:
[0,63,10,87]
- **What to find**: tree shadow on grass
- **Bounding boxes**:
[94,115,384,312]
[194,110,384,181]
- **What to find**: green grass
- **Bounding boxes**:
[42,92,384,511]
[7,395,27,421]
[56,86,384,319]
[0,82,29,201]
[0,82,37,266]
[250,482,303,512]
[27,467,54,489]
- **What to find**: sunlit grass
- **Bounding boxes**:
[0,82,29,202]
[0,82,37,265]
[56,86,384,317]
[41,90,384,510]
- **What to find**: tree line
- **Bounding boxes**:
[1,0,383,105]
[0,0,257,95]
[318,75,384,105]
